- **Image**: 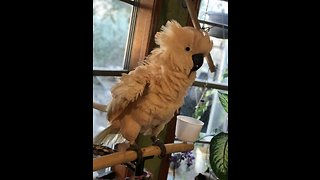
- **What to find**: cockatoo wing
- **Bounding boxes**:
[94,66,151,146]
[107,65,151,122]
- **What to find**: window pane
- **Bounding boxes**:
[196,37,228,85]
[93,76,120,137]
[180,86,228,135]
[198,0,228,25]
[196,0,228,85]
[93,0,133,70]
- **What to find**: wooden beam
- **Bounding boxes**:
[129,0,157,70]
[158,115,178,179]
[93,102,108,112]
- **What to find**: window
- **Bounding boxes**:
[180,0,228,137]
[168,0,228,179]
[93,0,135,138]
[93,0,134,71]
[93,0,157,134]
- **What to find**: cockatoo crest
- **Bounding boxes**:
[153,20,213,75]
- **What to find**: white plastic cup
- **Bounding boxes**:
[175,115,204,142]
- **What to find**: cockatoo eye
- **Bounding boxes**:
[185,47,191,51]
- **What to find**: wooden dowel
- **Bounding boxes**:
[184,0,216,72]
[93,143,194,171]
[93,102,108,112]
[185,0,201,30]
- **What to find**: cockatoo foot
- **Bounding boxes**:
[128,143,143,165]
[151,136,166,159]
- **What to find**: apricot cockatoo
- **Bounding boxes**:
[93,20,213,159]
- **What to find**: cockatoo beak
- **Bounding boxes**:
[191,53,204,71]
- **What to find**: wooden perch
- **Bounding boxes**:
[184,0,215,72]
[93,102,108,112]
[93,143,194,171]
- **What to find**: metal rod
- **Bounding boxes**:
[119,0,137,6]
[135,158,145,176]
[193,80,228,91]
[198,19,228,29]
[93,70,128,76]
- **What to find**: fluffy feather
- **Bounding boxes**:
[93,20,213,147]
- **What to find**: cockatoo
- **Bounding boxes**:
[93,20,213,159]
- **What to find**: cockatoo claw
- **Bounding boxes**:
[151,136,166,159]
[128,143,143,165]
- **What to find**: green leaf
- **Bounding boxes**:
[218,92,228,113]
[223,68,228,79]
[192,89,214,120]
[210,132,228,180]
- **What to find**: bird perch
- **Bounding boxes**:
[93,143,194,171]
[184,0,215,72]
[93,102,108,112]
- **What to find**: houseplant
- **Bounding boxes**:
[195,68,228,180]
[209,68,228,180]
[195,91,228,180]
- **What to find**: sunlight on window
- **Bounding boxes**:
[93,76,120,137]
[93,0,133,70]
[198,0,228,22]
[196,37,228,85]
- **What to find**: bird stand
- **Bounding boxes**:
[93,143,194,179]
[133,155,153,179]
[93,102,195,179]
